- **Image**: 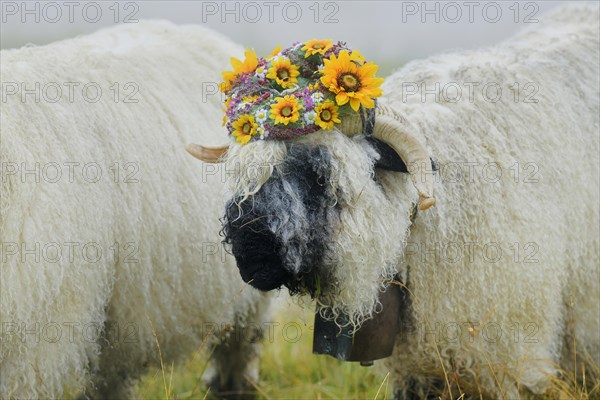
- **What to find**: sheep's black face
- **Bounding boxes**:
[222,145,336,293]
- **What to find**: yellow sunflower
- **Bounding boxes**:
[231,114,258,144]
[301,39,333,58]
[267,45,282,60]
[220,49,259,92]
[270,95,302,125]
[348,50,366,63]
[315,100,341,130]
[266,58,300,89]
[320,50,384,111]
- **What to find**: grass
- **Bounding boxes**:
[137,302,599,400]
[137,303,391,400]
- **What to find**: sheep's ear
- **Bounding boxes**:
[366,137,408,173]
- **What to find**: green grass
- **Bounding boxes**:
[137,304,390,400]
[137,303,599,400]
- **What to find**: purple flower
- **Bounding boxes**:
[304,96,314,110]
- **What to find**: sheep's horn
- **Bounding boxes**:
[339,107,436,210]
[185,143,228,163]
[372,113,435,210]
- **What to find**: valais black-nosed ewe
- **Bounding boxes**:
[188,5,599,399]
[1,22,272,399]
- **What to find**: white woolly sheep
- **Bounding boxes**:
[188,4,599,398]
[0,21,272,399]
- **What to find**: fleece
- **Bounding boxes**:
[0,21,271,399]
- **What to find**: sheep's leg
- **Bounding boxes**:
[77,320,139,400]
[202,320,264,400]
[78,365,137,400]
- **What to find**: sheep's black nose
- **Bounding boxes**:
[238,259,290,291]
[224,202,291,291]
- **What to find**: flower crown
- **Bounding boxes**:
[220,39,384,145]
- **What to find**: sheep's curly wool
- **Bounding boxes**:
[224,4,599,397]
[379,5,599,397]
[0,22,271,398]
[226,129,416,329]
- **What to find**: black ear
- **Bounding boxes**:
[365,137,408,173]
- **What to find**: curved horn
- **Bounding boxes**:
[185,143,228,163]
[339,106,435,210]
[373,115,435,210]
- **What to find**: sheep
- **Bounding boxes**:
[0,21,272,399]
[187,4,599,398]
